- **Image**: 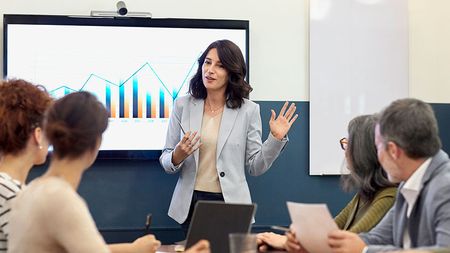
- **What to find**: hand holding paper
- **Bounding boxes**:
[328,230,367,253]
[287,202,339,253]
[285,230,308,253]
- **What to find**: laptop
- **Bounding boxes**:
[184,201,257,253]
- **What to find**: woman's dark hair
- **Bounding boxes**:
[0,79,52,155]
[45,91,108,159]
[189,39,252,109]
[341,114,396,201]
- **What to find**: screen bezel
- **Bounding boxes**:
[3,14,250,159]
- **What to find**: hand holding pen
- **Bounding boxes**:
[125,214,159,253]
[271,225,290,233]
[172,118,201,166]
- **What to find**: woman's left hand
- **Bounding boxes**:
[269,101,298,140]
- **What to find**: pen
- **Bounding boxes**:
[174,118,186,134]
[145,213,152,234]
[270,225,290,233]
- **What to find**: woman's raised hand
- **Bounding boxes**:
[269,102,299,140]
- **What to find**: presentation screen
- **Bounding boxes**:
[3,14,249,159]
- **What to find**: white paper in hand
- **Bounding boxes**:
[287,202,338,253]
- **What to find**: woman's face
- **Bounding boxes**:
[202,48,229,94]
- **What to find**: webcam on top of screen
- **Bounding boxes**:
[90,1,152,18]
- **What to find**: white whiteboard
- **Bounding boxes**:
[309,0,409,175]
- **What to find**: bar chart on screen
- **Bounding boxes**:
[48,59,197,120]
[4,16,248,152]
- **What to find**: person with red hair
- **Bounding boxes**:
[0,79,53,253]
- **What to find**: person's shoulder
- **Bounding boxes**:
[238,98,258,111]
[348,193,360,203]
[0,173,21,204]
[372,187,397,203]
[0,173,21,193]
[423,155,450,200]
[176,94,199,102]
[242,98,257,106]
[429,167,450,190]
[430,150,450,172]
[174,94,198,107]
[377,187,397,197]
[24,177,79,205]
[429,152,450,182]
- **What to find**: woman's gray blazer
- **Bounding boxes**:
[160,95,287,224]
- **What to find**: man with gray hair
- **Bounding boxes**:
[327,98,450,253]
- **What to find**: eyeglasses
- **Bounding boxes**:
[340,137,348,150]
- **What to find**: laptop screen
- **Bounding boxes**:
[185,201,256,253]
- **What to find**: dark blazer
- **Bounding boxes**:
[360,150,450,253]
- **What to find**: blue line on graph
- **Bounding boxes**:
[175,58,198,98]
[50,59,198,100]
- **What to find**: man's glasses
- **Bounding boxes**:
[340,137,348,150]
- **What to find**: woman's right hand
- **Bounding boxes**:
[131,234,161,253]
[172,131,201,166]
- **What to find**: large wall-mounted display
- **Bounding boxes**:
[3,14,248,158]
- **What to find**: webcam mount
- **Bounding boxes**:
[91,1,152,18]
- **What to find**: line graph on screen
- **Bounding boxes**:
[4,15,248,153]
[49,59,197,119]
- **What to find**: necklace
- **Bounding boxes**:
[205,100,224,113]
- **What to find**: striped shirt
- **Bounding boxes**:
[0,172,22,253]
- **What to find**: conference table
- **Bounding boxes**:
[157,244,285,253]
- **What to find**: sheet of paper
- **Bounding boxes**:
[287,202,338,253]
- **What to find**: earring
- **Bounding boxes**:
[39,145,43,150]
